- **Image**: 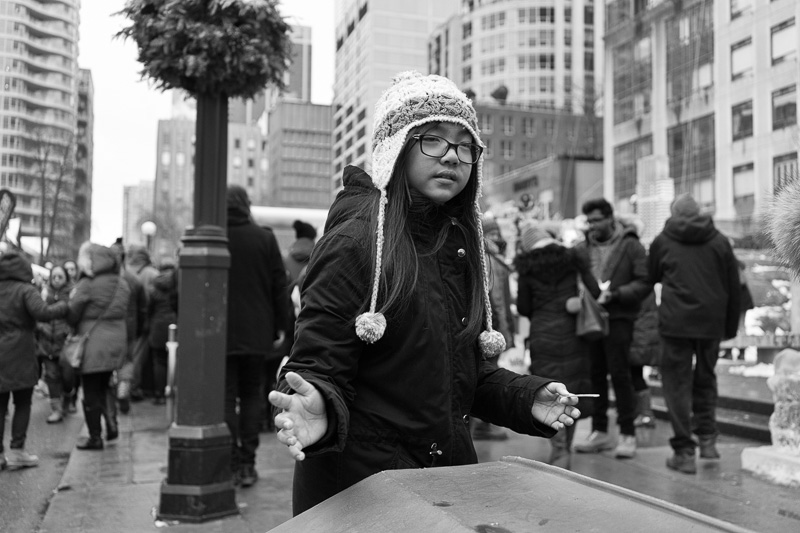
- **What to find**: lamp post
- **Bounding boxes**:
[141,220,157,256]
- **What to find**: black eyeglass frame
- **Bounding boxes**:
[410,134,483,165]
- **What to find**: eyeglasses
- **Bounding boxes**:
[411,134,483,165]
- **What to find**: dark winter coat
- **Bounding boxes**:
[0,251,68,393]
[575,225,650,322]
[35,282,73,360]
[515,244,600,400]
[226,206,288,357]
[67,244,131,374]
[648,212,741,340]
[281,166,557,514]
[628,290,660,366]
[148,269,178,350]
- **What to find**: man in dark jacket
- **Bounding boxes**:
[649,193,740,474]
[574,198,650,459]
[225,185,288,487]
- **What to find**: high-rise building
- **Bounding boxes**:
[604,0,799,238]
[0,0,82,261]
[429,0,603,114]
[331,0,460,188]
[122,180,154,249]
[266,100,332,208]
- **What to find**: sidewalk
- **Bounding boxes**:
[40,386,800,533]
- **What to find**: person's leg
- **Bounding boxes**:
[692,338,721,458]
[605,320,637,437]
[79,372,111,449]
[631,365,655,427]
[43,358,64,423]
[660,337,696,451]
[238,354,266,486]
[104,376,119,441]
[0,391,10,456]
[152,347,168,404]
[6,388,38,468]
[588,339,609,433]
[224,356,241,481]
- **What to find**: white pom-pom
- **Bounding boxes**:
[355,312,387,344]
[479,329,506,358]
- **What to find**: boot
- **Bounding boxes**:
[82,404,104,450]
[698,435,720,459]
[63,391,78,414]
[633,389,656,427]
[117,380,131,414]
[666,449,697,474]
[46,399,64,424]
[6,449,39,469]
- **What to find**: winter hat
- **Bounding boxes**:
[293,220,317,241]
[521,225,557,252]
[356,71,505,357]
[671,193,700,217]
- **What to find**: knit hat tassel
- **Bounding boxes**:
[355,190,389,343]
[476,200,506,358]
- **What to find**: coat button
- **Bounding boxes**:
[461,317,468,326]
[463,414,469,425]
[457,248,466,258]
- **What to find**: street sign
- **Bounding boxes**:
[0,188,17,239]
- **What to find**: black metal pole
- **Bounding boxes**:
[158,92,237,522]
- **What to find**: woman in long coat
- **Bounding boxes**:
[1,251,68,469]
[67,243,130,450]
[515,225,601,468]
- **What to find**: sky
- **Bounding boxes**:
[78,0,335,246]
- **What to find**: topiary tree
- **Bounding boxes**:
[118,0,293,227]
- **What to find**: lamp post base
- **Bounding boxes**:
[157,423,238,523]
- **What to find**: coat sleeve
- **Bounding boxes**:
[23,285,67,322]
[516,275,532,318]
[472,362,557,438]
[615,238,652,305]
[66,279,91,326]
[648,238,663,285]
[276,230,371,456]
[722,240,742,340]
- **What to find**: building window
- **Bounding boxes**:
[565,7,571,23]
[463,22,472,39]
[501,140,513,159]
[234,138,241,149]
[733,163,755,198]
[462,43,472,61]
[731,38,753,80]
[480,114,493,134]
[730,0,753,20]
[502,116,514,135]
[523,118,535,137]
[463,66,472,83]
[233,156,242,168]
[484,138,493,159]
[771,19,797,65]
[772,85,797,130]
[773,153,798,191]
[731,101,753,141]
[584,51,594,72]
[247,158,254,168]
[161,152,171,166]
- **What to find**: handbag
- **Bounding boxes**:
[575,275,609,341]
[61,333,89,369]
[60,277,123,370]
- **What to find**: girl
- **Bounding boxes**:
[36,265,76,423]
[515,225,601,469]
[268,72,581,514]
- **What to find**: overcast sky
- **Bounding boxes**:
[78,0,335,246]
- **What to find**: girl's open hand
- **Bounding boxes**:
[268,372,328,461]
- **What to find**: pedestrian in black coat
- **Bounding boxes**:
[648,193,740,474]
[225,185,288,488]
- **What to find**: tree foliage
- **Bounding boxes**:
[117,0,292,99]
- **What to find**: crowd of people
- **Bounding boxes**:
[2,71,745,517]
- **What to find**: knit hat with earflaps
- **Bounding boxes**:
[355,70,506,358]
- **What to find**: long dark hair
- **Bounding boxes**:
[356,123,485,343]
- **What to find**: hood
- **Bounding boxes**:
[126,245,152,267]
[77,242,119,278]
[324,166,379,233]
[0,251,33,283]
[663,213,717,244]
[289,238,315,263]
[514,243,579,281]
[153,269,176,292]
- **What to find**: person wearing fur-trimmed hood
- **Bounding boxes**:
[268,71,582,515]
